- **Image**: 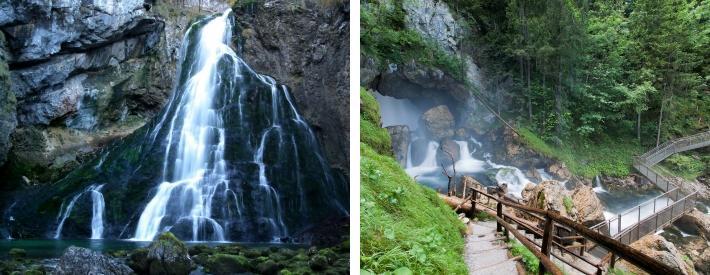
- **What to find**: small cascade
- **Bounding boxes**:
[469,137,483,148]
[593,175,607,193]
[54,192,84,239]
[405,141,440,176]
[486,160,534,198]
[89,184,106,239]
[537,169,554,181]
[451,140,486,174]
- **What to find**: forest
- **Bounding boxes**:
[362,0,709,177]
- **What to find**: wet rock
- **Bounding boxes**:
[361,54,380,87]
[54,246,133,275]
[308,254,328,271]
[386,125,410,166]
[547,162,571,180]
[526,168,542,182]
[421,105,454,140]
[0,32,15,167]
[438,139,460,167]
[617,235,695,275]
[521,183,536,201]
[256,259,280,274]
[675,209,710,239]
[494,127,551,169]
[602,174,654,191]
[571,184,605,226]
[235,0,350,174]
[146,232,195,275]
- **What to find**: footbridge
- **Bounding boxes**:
[450,131,710,275]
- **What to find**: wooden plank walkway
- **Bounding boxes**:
[465,221,520,275]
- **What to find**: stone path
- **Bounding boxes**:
[464,221,520,275]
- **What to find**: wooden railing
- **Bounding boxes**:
[466,188,682,275]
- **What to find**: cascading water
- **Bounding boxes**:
[452,140,486,174]
[129,9,347,242]
[3,9,347,241]
[89,185,106,239]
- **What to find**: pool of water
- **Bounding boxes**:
[0,239,305,259]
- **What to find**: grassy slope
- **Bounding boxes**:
[360,88,467,274]
[517,127,644,178]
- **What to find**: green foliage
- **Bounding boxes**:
[563,196,574,213]
[361,88,394,156]
[361,0,465,80]
[360,89,466,274]
[659,153,706,180]
[508,240,539,274]
[474,211,495,221]
[609,267,637,275]
[517,127,643,178]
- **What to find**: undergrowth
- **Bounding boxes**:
[517,127,643,178]
[508,239,540,274]
[360,89,467,274]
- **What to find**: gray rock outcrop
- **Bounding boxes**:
[403,0,462,54]
[386,125,410,166]
[54,246,133,275]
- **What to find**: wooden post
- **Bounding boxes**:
[580,238,586,256]
[538,214,554,275]
[469,189,477,219]
[496,200,503,233]
[610,253,617,269]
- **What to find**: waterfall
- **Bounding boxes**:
[486,160,534,198]
[451,140,485,173]
[54,191,84,239]
[89,184,106,239]
[593,175,607,193]
[374,92,421,130]
[128,9,346,242]
[405,141,439,176]
[133,10,234,242]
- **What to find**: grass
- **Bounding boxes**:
[474,211,495,222]
[508,240,540,274]
[360,88,467,274]
[517,127,644,178]
[361,0,465,80]
[656,153,707,180]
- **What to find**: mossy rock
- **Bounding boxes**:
[147,232,195,275]
[188,244,212,256]
[127,248,149,274]
[308,254,328,271]
[256,259,281,275]
[206,254,252,275]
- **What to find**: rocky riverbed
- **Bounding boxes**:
[0,233,349,275]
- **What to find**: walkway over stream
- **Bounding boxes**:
[454,130,710,274]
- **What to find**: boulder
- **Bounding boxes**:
[675,209,710,239]
[386,125,410,166]
[521,183,536,201]
[206,254,251,275]
[421,105,454,140]
[437,139,460,167]
[571,184,605,226]
[547,162,572,180]
[146,232,195,275]
[602,174,654,191]
[524,180,576,220]
[617,235,695,275]
[54,246,133,275]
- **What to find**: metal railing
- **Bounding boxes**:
[638,130,710,166]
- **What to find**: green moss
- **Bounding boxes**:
[657,153,706,180]
[563,196,574,213]
[361,89,393,156]
[474,211,495,221]
[360,89,466,274]
[361,0,464,80]
[206,254,251,274]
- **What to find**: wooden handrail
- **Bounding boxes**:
[467,187,682,275]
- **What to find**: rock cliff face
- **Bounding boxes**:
[0,1,221,188]
[234,0,350,176]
